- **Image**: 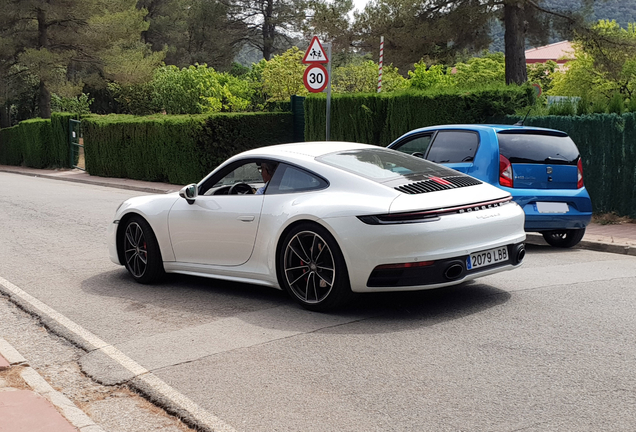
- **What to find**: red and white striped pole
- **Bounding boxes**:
[377,36,384,93]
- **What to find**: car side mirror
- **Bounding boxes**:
[179,184,198,204]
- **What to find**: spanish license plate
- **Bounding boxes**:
[467,246,508,270]
[536,202,569,214]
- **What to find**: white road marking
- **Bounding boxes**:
[0,275,236,432]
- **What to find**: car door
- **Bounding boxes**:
[167,160,267,266]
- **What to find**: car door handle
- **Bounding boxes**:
[238,215,255,222]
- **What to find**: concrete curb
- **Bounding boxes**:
[0,276,236,432]
[0,338,106,432]
[526,233,636,256]
[0,338,27,365]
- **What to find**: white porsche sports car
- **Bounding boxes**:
[108,142,526,311]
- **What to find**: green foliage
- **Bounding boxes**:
[229,62,251,77]
[353,0,494,73]
[454,53,506,88]
[138,0,241,69]
[261,47,308,102]
[0,0,163,118]
[576,94,591,115]
[591,99,608,114]
[0,113,77,168]
[527,60,558,93]
[0,126,22,165]
[504,112,636,218]
[628,96,636,112]
[305,85,534,145]
[50,113,74,167]
[17,119,53,169]
[408,63,455,91]
[548,99,576,116]
[109,82,157,115]
[332,60,407,93]
[51,94,95,118]
[608,93,625,114]
[151,64,255,114]
[408,53,505,91]
[550,20,636,102]
[82,112,294,184]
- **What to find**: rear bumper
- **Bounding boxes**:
[367,242,526,288]
[503,187,593,232]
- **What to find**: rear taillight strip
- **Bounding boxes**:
[358,197,513,225]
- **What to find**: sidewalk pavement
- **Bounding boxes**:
[0,337,104,432]
[0,164,634,431]
[2,164,635,256]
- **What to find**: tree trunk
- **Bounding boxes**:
[262,0,275,60]
[38,81,51,119]
[0,105,9,128]
[37,7,52,118]
[504,0,528,85]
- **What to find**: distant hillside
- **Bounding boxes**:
[490,0,636,52]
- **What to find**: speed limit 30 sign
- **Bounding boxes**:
[303,64,328,93]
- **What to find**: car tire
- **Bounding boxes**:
[278,223,355,311]
[122,215,164,283]
[542,228,586,248]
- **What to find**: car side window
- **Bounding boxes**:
[267,164,328,195]
[392,134,433,157]
[426,130,479,163]
[199,159,268,195]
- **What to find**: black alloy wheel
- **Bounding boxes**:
[542,228,586,248]
[278,223,354,311]
[122,215,164,283]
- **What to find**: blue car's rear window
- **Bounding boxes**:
[498,132,580,165]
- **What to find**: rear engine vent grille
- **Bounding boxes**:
[395,176,482,195]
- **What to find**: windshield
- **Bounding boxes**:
[498,132,580,165]
[317,148,461,182]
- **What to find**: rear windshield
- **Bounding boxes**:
[317,148,460,182]
[498,132,580,165]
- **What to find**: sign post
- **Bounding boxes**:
[303,36,331,141]
[377,36,384,93]
[324,42,332,141]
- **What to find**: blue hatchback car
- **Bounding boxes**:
[388,124,593,248]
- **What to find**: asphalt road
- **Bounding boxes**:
[1,172,635,432]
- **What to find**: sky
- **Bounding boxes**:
[351,0,370,13]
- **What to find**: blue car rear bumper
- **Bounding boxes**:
[501,187,593,232]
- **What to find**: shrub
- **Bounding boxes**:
[607,93,625,114]
[305,84,535,144]
[83,112,294,184]
[548,99,576,116]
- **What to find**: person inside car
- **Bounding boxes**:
[256,162,278,194]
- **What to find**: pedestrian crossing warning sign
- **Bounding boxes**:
[302,36,329,64]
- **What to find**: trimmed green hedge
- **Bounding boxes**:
[0,125,22,166]
[51,113,75,167]
[503,113,636,218]
[0,113,72,168]
[20,119,53,168]
[83,112,294,184]
[305,85,535,145]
